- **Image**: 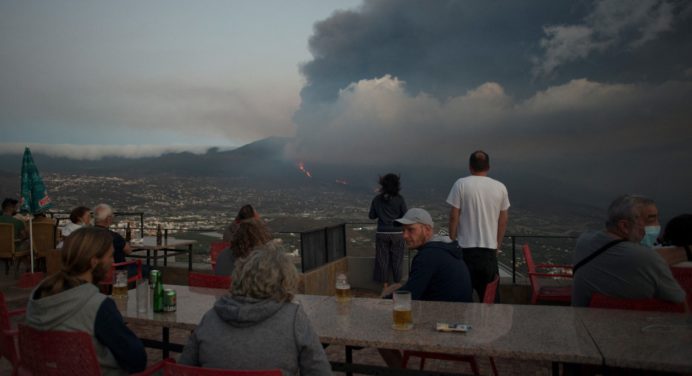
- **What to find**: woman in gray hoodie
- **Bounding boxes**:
[180,244,331,375]
[25,227,147,375]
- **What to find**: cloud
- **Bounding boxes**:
[1,78,298,146]
[289,74,692,168]
[0,143,219,160]
[534,0,687,76]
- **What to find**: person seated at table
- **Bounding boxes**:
[215,218,272,276]
[657,213,692,265]
[26,227,147,375]
[1,197,29,250]
[93,203,146,279]
[179,245,331,375]
[381,208,472,303]
[62,205,91,238]
[222,204,260,242]
[571,195,686,307]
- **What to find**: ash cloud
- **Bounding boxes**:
[0,143,215,160]
[291,0,692,205]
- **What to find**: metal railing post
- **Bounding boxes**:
[512,236,517,285]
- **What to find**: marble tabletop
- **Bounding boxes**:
[577,308,692,373]
[300,297,602,365]
[119,286,602,366]
[130,236,197,250]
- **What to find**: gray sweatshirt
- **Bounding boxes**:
[179,295,332,375]
[26,283,147,375]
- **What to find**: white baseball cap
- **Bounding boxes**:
[395,208,433,227]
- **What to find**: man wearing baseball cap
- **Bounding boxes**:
[382,208,472,302]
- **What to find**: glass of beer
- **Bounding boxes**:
[335,273,351,302]
[392,290,413,330]
[112,270,128,297]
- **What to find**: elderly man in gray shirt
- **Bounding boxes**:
[571,195,686,308]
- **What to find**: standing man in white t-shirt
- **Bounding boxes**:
[446,150,510,301]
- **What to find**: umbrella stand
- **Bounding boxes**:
[18,216,44,288]
[29,217,34,273]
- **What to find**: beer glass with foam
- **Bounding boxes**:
[335,273,351,302]
[392,290,413,330]
[112,270,128,297]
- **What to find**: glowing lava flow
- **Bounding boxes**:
[298,162,312,178]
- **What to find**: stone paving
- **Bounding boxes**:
[0,267,553,376]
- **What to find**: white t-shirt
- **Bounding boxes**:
[446,175,510,249]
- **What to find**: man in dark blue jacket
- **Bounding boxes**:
[382,208,472,302]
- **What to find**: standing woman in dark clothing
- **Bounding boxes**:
[369,173,407,289]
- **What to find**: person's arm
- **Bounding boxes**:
[497,210,508,250]
[178,328,201,366]
[380,282,403,298]
[448,207,460,241]
[398,252,434,300]
[123,242,133,255]
[294,305,332,376]
[94,299,147,373]
[368,198,378,220]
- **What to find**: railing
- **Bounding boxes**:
[48,212,578,280]
[505,234,578,284]
[299,224,347,272]
[345,222,577,285]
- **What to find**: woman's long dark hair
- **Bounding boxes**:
[231,218,272,259]
[235,204,256,222]
[379,173,401,198]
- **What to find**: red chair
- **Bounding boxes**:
[139,358,282,376]
[523,244,573,304]
[16,323,101,375]
[589,293,685,313]
[402,275,501,376]
[98,259,143,291]
[16,323,165,376]
[670,266,692,308]
[210,241,230,272]
[0,291,25,373]
[189,272,232,289]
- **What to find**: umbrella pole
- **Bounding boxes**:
[29,217,34,273]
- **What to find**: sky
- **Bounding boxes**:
[0,0,361,158]
[1,0,692,206]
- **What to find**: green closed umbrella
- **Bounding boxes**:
[19,147,53,273]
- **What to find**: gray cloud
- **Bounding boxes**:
[291,0,692,204]
[534,0,688,76]
[0,143,218,160]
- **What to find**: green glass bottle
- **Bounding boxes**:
[153,270,164,312]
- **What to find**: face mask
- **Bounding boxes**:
[640,225,660,248]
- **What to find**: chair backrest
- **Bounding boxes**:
[31,222,56,256]
[0,223,15,257]
[588,293,685,313]
[670,266,692,307]
[17,323,102,375]
[188,272,232,289]
[99,259,143,287]
[210,241,230,271]
[482,274,500,304]
[522,244,540,294]
[522,244,536,274]
[163,360,282,376]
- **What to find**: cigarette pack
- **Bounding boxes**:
[436,322,471,333]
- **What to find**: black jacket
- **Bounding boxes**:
[400,237,472,302]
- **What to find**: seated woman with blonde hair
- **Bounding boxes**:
[180,245,331,374]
